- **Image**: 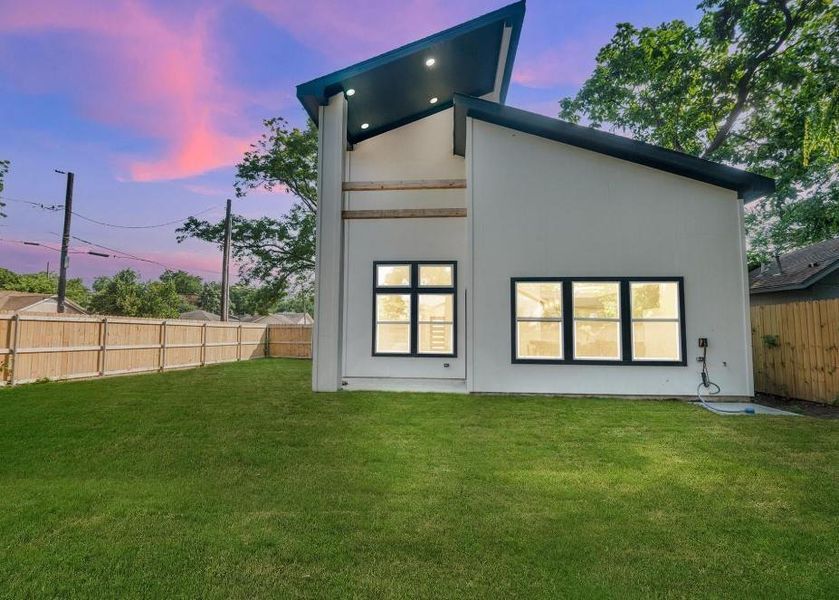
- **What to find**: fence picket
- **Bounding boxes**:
[0,314,311,386]
[751,299,839,405]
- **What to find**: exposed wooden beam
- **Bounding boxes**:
[342,179,466,191]
[342,208,467,220]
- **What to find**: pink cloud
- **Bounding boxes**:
[0,0,260,182]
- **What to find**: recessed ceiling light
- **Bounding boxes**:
[425,57,436,67]
[346,88,356,96]
[361,123,369,130]
[429,97,438,104]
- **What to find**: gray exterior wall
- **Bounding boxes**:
[314,108,755,397]
[341,109,468,388]
[465,119,754,397]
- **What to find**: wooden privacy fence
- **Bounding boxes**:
[751,299,839,405]
[0,314,312,386]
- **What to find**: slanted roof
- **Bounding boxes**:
[453,94,775,202]
[0,291,87,314]
[250,312,313,325]
[296,1,525,145]
[749,237,839,294]
[179,309,220,321]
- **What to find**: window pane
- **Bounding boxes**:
[574,321,621,360]
[418,294,453,322]
[516,282,562,318]
[633,321,680,360]
[517,321,562,359]
[419,265,453,287]
[573,282,620,318]
[376,324,410,353]
[418,323,454,354]
[376,294,410,322]
[631,282,679,319]
[376,264,411,287]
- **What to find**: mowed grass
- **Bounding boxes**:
[1,360,837,598]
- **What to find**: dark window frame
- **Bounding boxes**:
[510,276,686,366]
[373,261,457,358]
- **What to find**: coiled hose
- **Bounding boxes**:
[696,344,754,415]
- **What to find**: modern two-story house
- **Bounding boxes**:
[297,1,774,397]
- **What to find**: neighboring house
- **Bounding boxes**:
[249,312,314,325]
[749,237,839,305]
[179,309,221,321]
[298,2,774,396]
[0,291,87,315]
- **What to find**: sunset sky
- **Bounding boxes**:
[0,0,699,282]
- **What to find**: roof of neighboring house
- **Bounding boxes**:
[250,312,314,325]
[179,309,221,321]
[749,237,839,294]
[296,1,525,145]
[452,94,775,202]
[0,291,87,314]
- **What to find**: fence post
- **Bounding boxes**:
[98,317,108,377]
[160,320,168,371]
[201,322,207,366]
[9,314,21,385]
[265,325,270,358]
[237,323,243,361]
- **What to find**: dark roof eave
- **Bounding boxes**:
[296,1,525,126]
[750,258,839,294]
[453,94,775,202]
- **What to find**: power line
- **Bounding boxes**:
[2,235,220,276]
[68,233,221,275]
[0,194,63,211]
[70,205,220,229]
[0,237,98,255]
[0,194,221,228]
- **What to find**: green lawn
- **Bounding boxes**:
[1,360,837,598]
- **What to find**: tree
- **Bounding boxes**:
[230,283,279,317]
[558,0,838,263]
[159,269,202,296]
[88,269,181,318]
[177,119,318,296]
[0,159,9,218]
[197,281,221,314]
[275,283,314,315]
[0,268,90,307]
[0,267,20,289]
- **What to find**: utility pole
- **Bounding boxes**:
[55,170,74,313]
[220,198,232,321]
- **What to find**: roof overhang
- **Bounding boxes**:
[453,94,776,202]
[296,1,525,145]
[750,258,839,294]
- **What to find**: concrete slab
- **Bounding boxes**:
[694,401,800,416]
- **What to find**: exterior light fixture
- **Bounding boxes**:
[346,88,356,96]
[429,97,438,104]
[361,123,370,129]
[425,57,436,67]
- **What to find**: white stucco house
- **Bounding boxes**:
[297,1,774,397]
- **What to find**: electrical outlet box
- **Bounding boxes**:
[698,337,708,348]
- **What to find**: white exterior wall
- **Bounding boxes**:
[467,119,754,397]
[312,94,347,391]
[341,109,468,388]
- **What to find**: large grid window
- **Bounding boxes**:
[511,277,685,366]
[514,281,563,359]
[374,262,456,357]
[630,281,682,361]
[572,281,621,361]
